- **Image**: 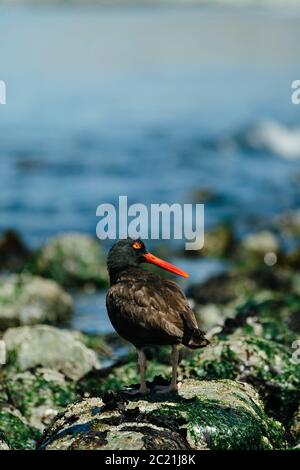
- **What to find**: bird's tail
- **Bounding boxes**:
[186,328,210,349]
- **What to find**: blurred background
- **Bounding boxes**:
[1,0,300,334]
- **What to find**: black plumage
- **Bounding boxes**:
[106,238,209,394]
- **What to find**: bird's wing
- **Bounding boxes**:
[107,274,199,342]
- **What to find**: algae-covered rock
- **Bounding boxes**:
[32,233,108,288]
[0,439,9,450]
[78,359,169,397]
[187,268,291,307]
[182,336,300,420]
[70,330,112,358]
[220,294,300,346]
[4,368,79,431]
[237,231,281,269]
[3,325,101,380]
[199,224,235,258]
[0,274,73,329]
[38,379,286,450]
[187,269,295,336]
[241,231,279,256]
[0,407,39,450]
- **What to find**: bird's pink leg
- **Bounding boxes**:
[127,349,150,395]
[156,345,180,394]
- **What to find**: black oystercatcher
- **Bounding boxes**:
[106,238,209,394]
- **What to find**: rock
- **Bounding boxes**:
[4,368,79,431]
[0,440,9,450]
[242,231,279,254]
[78,359,169,397]
[70,331,112,358]
[0,274,73,329]
[182,336,300,420]
[3,325,101,381]
[0,407,39,450]
[32,233,108,288]
[190,187,222,204]
[276,210,300,236]
[220,293,300,346]
[290,406,300,448]
[199,224,235,258]
[0,230,30,272]
[193,304,227,337]
[38,379,286,450]
[187,271,253,306]
[187,267,292,307]
[237,231,281,268]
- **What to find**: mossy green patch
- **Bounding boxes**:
[0,410,39,450]
[221,294,300,345]
[5,369,78,421]
[182,336,300,421]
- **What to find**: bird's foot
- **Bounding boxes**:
[155,382,181,394]
[125,386,150,396]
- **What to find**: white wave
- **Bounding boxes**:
[238,121,300,160]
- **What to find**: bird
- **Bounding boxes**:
[106,238,209,394]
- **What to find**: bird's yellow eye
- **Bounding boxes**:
[132,241,142,250]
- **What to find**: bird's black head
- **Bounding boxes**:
[107,238,147,276]
[107,238,189,283]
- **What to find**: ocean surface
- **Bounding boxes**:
[1,3,300,334]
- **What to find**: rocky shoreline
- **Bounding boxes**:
[0,229,299,450]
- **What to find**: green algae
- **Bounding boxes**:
[153,399,284,450]
[221,294,300,345]
[182,336,300,420]
[0,410,39,450]
[38,379,288,450]
[5,370,78,420]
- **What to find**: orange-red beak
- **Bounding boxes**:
[143,252,189,278]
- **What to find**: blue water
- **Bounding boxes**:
[1,3,300,336]
[1,4,300,251]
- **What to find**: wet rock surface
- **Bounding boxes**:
[38,379,286,450]
[3,325,101,381]
[31,233,108,288]
[0,274,73,329]
[181,335,300,421]
[0,325,106,447]
[219,293,300,345]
